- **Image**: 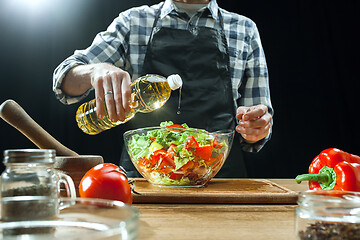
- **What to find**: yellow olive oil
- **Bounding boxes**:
[75,74,182,135]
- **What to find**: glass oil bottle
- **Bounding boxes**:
[76,74,182,135]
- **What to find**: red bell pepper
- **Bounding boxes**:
[295,148,360,191]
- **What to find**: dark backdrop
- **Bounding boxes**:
[0,0,359,177]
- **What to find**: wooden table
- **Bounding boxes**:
[134,179,308,240]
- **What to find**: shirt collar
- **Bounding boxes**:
[161,0,219,20]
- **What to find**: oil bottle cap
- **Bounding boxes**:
[167,74,183,90]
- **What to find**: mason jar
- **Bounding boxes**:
[296,190,360,239]
[0,149,76,221]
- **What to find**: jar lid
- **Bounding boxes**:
[3,149,56,163]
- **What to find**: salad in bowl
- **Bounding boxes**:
[123,121,234,187]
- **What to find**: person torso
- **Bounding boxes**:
[123,1,255,102]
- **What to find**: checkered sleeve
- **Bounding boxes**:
[238,22,273,152]
[52,11,131,105]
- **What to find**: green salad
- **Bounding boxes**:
[127,121,228,186]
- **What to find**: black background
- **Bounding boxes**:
[0,0,359,177]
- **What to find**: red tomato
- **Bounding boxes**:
[79,163,133,205]
[195,145,213,161]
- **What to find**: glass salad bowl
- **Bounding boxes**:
[123,123,234,187]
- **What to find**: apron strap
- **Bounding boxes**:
[147,2,165,46]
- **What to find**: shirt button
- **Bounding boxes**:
[189,22,193,26]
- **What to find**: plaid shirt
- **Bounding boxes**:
[53,0,273,152]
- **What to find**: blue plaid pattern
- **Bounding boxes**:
[53,0,273,152]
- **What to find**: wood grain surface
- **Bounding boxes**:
[132,178,299,204]
[135,179,308,240]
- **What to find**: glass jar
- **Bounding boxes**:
[0,149,76,221]
[296,190,360,239]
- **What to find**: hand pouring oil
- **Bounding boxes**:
[76,74,182,135]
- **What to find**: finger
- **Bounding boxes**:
[111,72,125,121]
[94,76,105,119]
[236,106,249,120]
[255,125,270,141]
[121,72,132,112]
[236,122,271,142]
[243,105,268,121]
[103,74,118,122]
[236,127,268,142]
[239,112,272,128]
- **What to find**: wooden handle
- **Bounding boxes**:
[0,99,79,156]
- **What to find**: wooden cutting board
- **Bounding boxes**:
[131,178,299,204]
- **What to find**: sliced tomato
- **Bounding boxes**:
[205,157,218,166]
[151,148,176,174]
[167,124,185,128]
[167,144,177,154]
[150,149,167,165]
[153,144,178,172]
[169,172,183,180]
[180,160,195,171]
[211,156,224,170]
[206,152,224,166]
[166,124,186,132]
[163,155,176,169]
[184,135,199,151]
[156,167,173,175]
[195,145,213,161]
[157,159,174,175]
[166,144,177,161]
[138,157,149,167]
[213,139,223,149]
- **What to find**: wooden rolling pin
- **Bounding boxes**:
[0,99,79,156]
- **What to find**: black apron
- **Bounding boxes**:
[121,5,247,178]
